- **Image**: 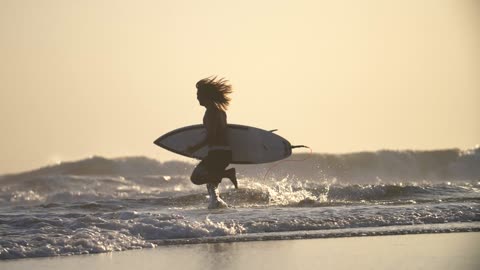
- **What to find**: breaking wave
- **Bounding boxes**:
[2,146,479,183]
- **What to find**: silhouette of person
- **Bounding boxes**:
[186,76,237,208]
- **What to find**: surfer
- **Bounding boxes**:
[186,76,238,209]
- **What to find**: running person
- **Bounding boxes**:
[186,76,237,209]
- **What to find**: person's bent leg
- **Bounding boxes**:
[190,161,209,185]
[206,150,237,187]
[224,168,237,189]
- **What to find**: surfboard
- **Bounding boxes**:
[154,124,292,164]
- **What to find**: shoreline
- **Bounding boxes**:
[2,232,479,270]
[1,222,479,261]
[151,222,480,245]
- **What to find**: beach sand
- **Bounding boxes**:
[2,232,479,270]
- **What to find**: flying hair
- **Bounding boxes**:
[196,76,233,111]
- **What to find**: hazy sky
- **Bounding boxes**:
[1,0,479,174]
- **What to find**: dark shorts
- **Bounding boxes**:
[200,150,232,174]
[190,150,232,185]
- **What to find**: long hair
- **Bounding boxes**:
[196,76,233,111]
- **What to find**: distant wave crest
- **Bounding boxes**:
[2,147,480,181]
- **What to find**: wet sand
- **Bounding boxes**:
[2,232,479,270]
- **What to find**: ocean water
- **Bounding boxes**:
[1,147,479,260]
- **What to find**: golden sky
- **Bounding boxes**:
[1,0,479,174]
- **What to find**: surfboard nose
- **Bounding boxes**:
[153,137,162,146]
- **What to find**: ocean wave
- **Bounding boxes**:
[0,174,477,208]
[248,146,480,182]
[0,172,478,207]
[1,146,479,183]
[0,149,478,260]
[1,205,479,260]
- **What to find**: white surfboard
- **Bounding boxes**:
[154,124,292,164]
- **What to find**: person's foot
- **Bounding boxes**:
[225,168,238,189]
[208,197,228,209]
[206,183,229,209]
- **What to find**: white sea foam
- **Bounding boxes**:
[1,203,479,260]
